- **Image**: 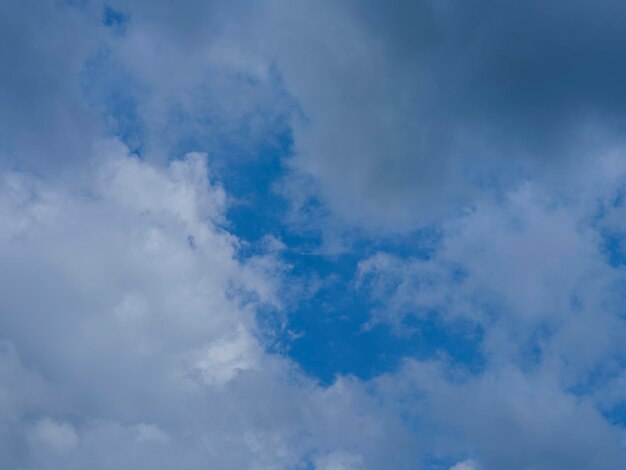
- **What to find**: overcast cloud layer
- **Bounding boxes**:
[3,1,626,469]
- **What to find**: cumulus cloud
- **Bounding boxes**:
[449,460,479,470]
[384,360,626,470]
[356,153,626,467]
[4,0,626,468]
[359,172,626,350]
[0,142,421,468]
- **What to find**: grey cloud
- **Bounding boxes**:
[5,0,626,228]
[0,0,103,173]
[261,0,626,228]
[0,0,291,177]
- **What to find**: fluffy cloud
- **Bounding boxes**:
[0,143,421,468]
[449,461,479,470]
[383,360,626,470]
[360,170,625,331]
[4,0,626,468]
[357,154,626,467]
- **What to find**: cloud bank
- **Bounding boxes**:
[0,144,418,469]
[3,0,626,468]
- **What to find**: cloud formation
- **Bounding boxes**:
[258,0,626,229]
[358,153,626,467]
[3,0,626,468]
[0,143,420,469]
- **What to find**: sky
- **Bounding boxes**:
[2,1,626,469]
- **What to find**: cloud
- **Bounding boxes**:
[29,419,79,454]
[0,142,421,468]
[4,1,626,468]
[0,0,291,177]
[267,0,626,229]
[359,172,626,359]
[7,0,626,229]
[0,0,103,172]
[86,0,292,165]
[372,359,626,470]
[315,450,364,470]
[355,155,626,467]
[449,460,479,470]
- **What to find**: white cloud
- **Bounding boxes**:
[0,142,419,469]
[450,460,479,470]
[4,1,626,468]
[359,173,626,369]
[371,360,626,470]
[191,327,260,387]
[355,156,626,468]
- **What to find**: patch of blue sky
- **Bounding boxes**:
[600,229,626,268]
[281,292,485,384]
[160,72,292,168]
[567,357,626,395]
[563,356,626,428]
[590,186,626,267]
[222,132,484,384]
[516,321,556,373]
[606,403,626,428]
[103,5,128,34]
[222,132,292,243]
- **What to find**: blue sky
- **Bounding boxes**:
[3,1,626,469]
